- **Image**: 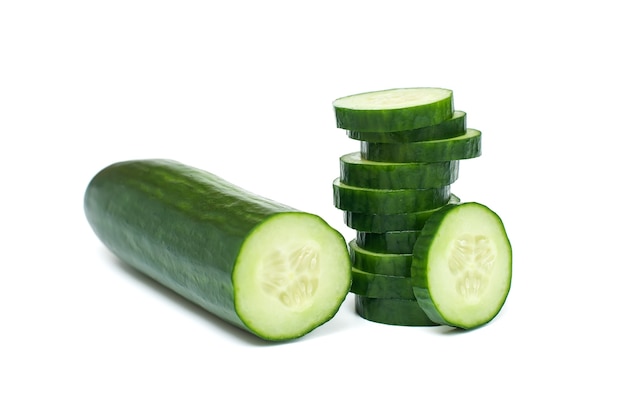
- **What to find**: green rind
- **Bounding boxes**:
[333,178,451,215]
[333,88,454,133]
[349,239,412,277]
[355,296,439,326]
[411,202,513,329]
[84,159,351,341]
[340,153,459,190]
[350,267,415,300]
[361,128,482,163]
[356,230,420,254]
[347,111,467,143]
[343,194,461,232]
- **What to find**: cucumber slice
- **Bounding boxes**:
[361,128,482,163]
[350,267,415,300]
[411,202,512,329]
[340,153,459,190]
[344,194,461,232]
[333,87,454,132]
[333,178,451,214]
[347,111,466,143]
[355,296,439,326]
[84,159,352,341]
[349,239,412,277]
[356,230,420,254]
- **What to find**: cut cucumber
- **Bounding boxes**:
[333,87,454,132]
[355,296,439,326]
[344,194,461,232]
[350,267,415,300]
[84,159,352,341]
[333,178,451,214]
[340,153,459,190]
[411,202,512,329]
[361,128,482,163]
[356,230,420,254]
[347,111,467,143]
[349,239,412,277]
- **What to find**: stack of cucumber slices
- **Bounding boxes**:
[332,87,513,330]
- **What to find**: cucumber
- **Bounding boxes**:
[340,153,459,190]
[350,268,415,300]
[333,87,454,132]
[349,239,412,277]
[361,128,482,163]
[356,230,420,254]
[333,178,451,214]
[411,202,512,329]
[344,194,461,232]
[355,296,439,326]
[84,159,352,341]
[347,110,466,143]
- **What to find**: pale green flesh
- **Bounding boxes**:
[414,203,512,329]
[333,88,452,110]
[332,88,454,132]
[233,213,352,340]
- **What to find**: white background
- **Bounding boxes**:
[2,1,625,415]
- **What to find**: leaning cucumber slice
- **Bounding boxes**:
[333,178,451,215]
[347,111,467,143]
[411,202,512,329]
[355,296,439,326]
[333,87,454,132]
[340,153,459,190]
[361,128,482,163]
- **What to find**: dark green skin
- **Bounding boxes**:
[347,111,466,143]
[355,296,438,326]
[356,230,420,254]
[343,195,460,232]
[350,268,415,300]
[349,240,412,277]
[84,159,301,337]
[339,153,459,190]
[333,178,451,215]
[361,128,482,163]
[333,88,454,133]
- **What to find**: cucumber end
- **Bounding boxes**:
[232,212,352,341]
